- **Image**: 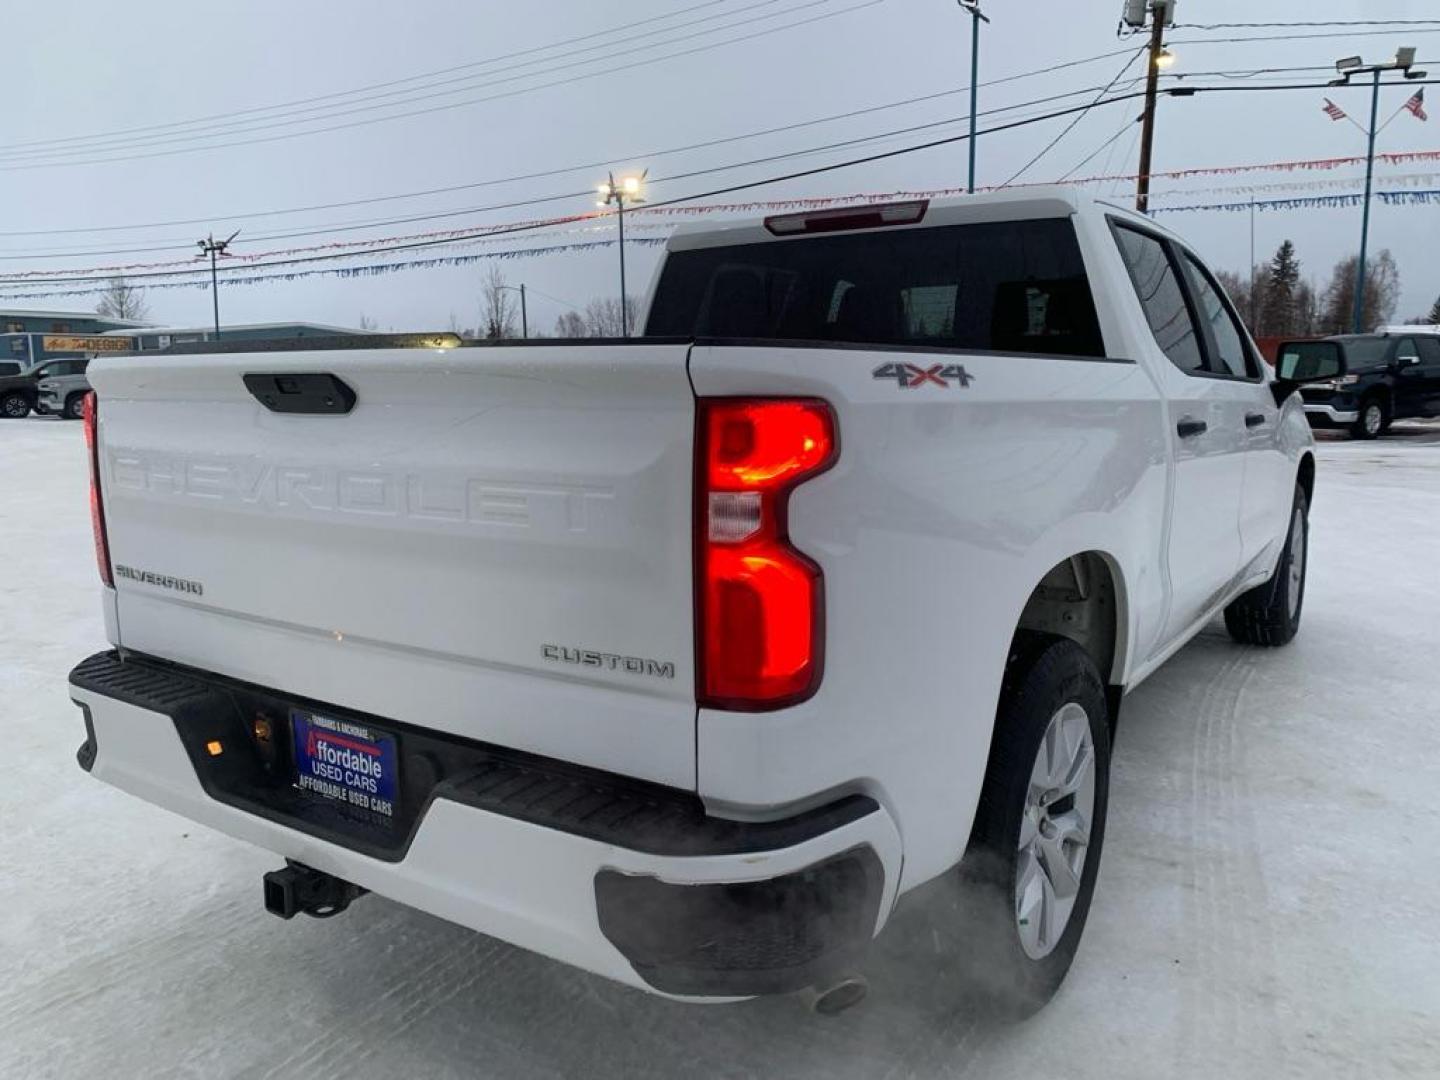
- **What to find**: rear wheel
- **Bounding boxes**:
[960,633,1110,1019]
[1224,484,1308,647]
[1351,396,1386,439]
[1,392,30,419]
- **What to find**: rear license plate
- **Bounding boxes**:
[292,709,398,820]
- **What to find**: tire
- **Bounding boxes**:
[1351,396,1386,440]
[1224,484,1308,647]
[62,393,86,421]
[960,633,1111,1020]
[1,392,31,419]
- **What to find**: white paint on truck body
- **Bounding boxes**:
[74,188,1314,998]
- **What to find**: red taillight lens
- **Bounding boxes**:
[697,399,836,710]
[83,392,113,587]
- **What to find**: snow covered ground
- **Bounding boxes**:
[3,416,1439,1079]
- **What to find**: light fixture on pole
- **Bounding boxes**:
[1134,0,1177,214]
[1330,47,1426,333]
[195,230,239,340]
[956,1,990,194]
[598,171,646,337]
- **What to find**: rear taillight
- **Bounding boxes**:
[696,399,837,710]
[83,392,113,587]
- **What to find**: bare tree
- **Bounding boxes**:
[480,266,519,339]
[1319,250,1401,334]
[96,275,150,322]
[1215,269,1256,332]
[581,295,642,337]
[357,314,378,331]
[552,311,588,338]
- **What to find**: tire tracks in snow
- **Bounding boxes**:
[1175,643,1292,1077]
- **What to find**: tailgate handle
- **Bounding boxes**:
[243,373,356,415]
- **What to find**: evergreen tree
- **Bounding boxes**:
[1258,241,1300,337]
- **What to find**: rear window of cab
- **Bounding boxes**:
[644,217,1105,358]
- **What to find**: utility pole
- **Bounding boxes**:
[195,230,238,339]
[1134,0,1173,214]
[498,283,528,338]
[1330,48,1427,333]
[958,2,990,193]
[599,172,646,337]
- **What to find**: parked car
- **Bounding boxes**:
[1280,331,1440,438]
[36,358,92,419]
[0,360,40,418]
[0,357,92,419]
[67,190,1318,1017]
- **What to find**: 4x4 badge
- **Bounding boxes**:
[873,362,974,389]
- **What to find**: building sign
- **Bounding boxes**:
[41,335,133,354]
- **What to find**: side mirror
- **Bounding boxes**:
[1398,354,1421,367]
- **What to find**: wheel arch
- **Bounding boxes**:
[1296,451,1315,508]
[1012,551,1129,702]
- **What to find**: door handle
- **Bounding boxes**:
[1176,418,1208,438]
[1245,412,1267,428]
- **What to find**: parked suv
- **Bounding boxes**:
[35,358,92,419]
[1281,331,1440,438]
[0,360,40,418]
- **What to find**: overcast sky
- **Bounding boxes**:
[5,0,1439,331]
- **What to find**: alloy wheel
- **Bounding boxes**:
[1015,702,1096,960]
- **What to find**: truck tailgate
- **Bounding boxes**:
[90,343,698,788]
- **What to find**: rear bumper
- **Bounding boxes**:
[69,650,900,999]
[1303,403,1359,426]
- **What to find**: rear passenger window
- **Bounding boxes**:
[1112,225,1204,374]
[1417,337,1440,367]
[1180,252,1257,379]
[645,218,1106,357]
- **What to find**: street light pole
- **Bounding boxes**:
[195,230,239,340]
[1354,70,1382,334]
[599,172,646,337]
[1330,48,1427,333]
[958,2,990,193]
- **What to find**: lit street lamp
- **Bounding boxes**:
[598,171,646,337]
[1331,47,1428,333]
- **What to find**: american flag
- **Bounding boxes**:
[1405,87,1427,122]
[1323,98,1348,122]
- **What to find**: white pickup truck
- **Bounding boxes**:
[68,190,1315,1017]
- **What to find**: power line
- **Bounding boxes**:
[1057,115,1135,182]
[0,79,1153,266]
[0,0,830,163]
[0,0,742,153]
[1173,26,1440,47]
[0,44,1151,238]
[1001,48,1143,187]
[1175,19,1440,31]
[0,0,881,172]
[9,78,1433,287]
